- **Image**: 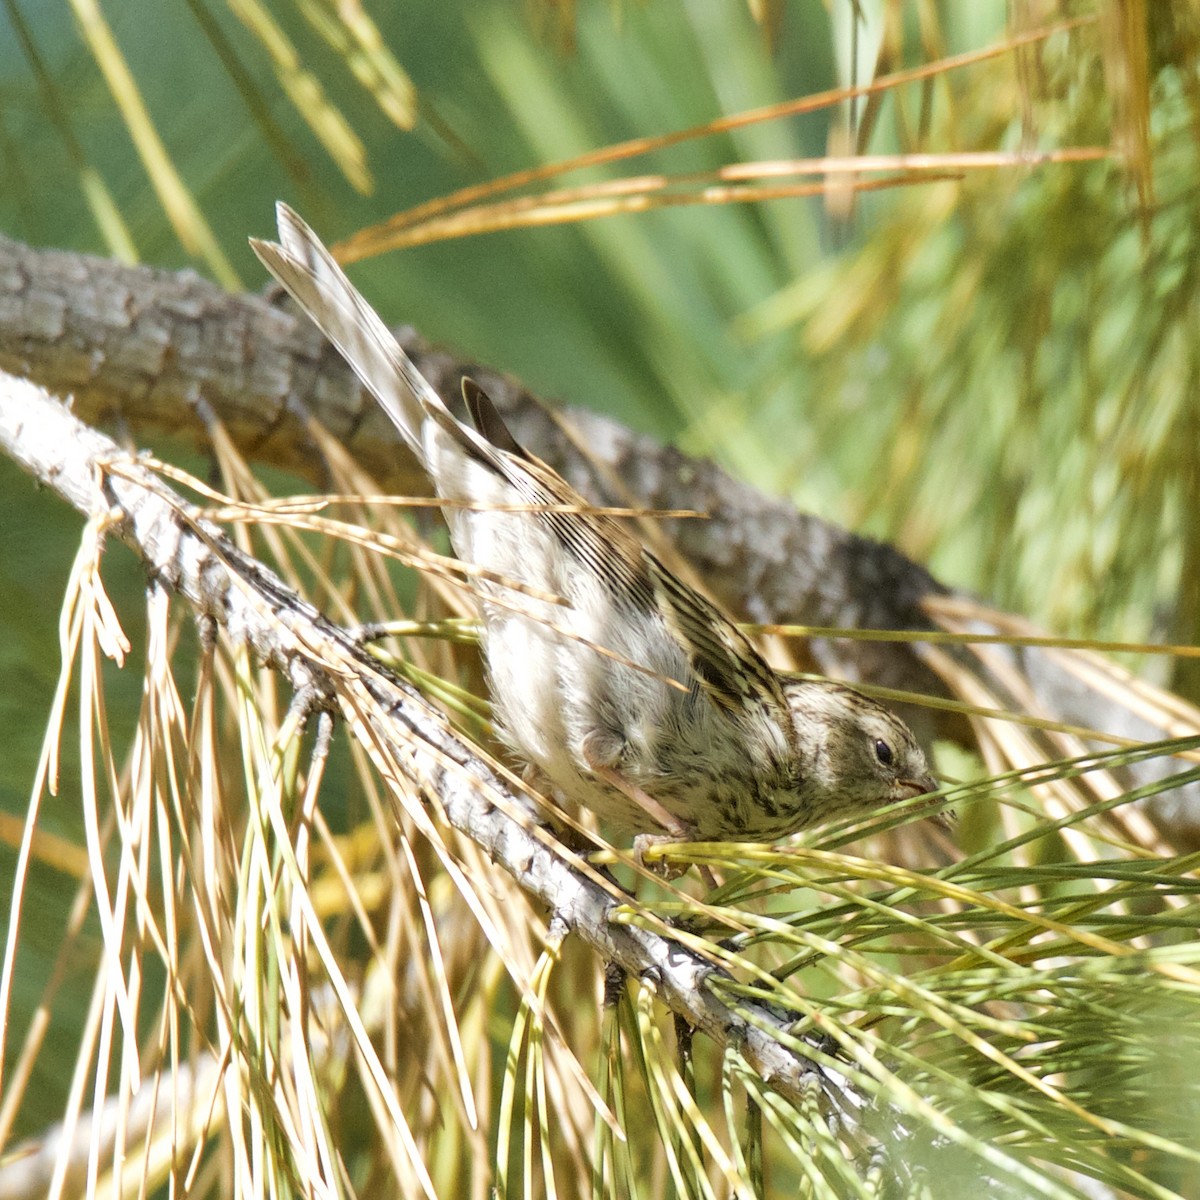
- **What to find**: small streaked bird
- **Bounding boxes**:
[251,204,936,849]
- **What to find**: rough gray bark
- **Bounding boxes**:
[2,232,1197,841]
[0,231,948,704]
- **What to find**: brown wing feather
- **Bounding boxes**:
[462,378,528,458]
[457,380,655,607]
[643,551,790,726]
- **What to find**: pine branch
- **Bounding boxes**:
[0,370,905,1150]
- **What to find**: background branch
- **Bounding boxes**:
[2,231,1197,842]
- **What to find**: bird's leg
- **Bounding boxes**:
[580,737,716,885]
[586,761,689,840]
[630,831,718,890]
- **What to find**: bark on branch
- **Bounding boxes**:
[1,232,1197,841]
[0,231,947,702]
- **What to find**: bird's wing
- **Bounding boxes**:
[643,550,791,728]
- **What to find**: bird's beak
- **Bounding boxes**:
[893,774,938,801]
[894,774,955,832]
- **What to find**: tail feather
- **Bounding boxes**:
[250,202,495,473]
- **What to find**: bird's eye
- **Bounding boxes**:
[874,739,894,767]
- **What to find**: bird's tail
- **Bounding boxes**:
[250,202,494,473]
